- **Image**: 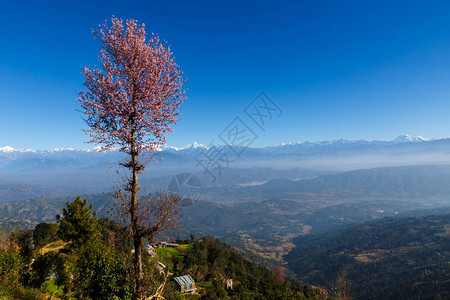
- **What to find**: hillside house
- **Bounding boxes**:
[174,275,197,294]
[155,261,166,273]
[160,241,179,248]
[148,245,156,257]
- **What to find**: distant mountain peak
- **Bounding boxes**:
[0,146,15,152]
[166,142,208,151]
[392,135,429,143]
[0,135,440,154]
[190,142,206,149]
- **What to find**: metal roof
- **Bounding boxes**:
[174,275,194,286]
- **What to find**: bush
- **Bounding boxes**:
[33,222,59,247]
[73,241,134,299]
[0,251,21,284]
[29,251,57,288]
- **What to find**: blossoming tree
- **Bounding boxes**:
[79,17,186,295]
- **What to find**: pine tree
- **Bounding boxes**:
[56,197,99,248]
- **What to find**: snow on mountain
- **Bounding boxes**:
[175,142,207,150]
[91,146,103,152]
[162,142,208,152]
[392,135,430,143]
[0,146,116,154]
[0,146,15,153]
[2,135,450,187]
[0,135,436,156]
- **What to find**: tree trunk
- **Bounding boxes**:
[133,233,143,295]
[130,139,143,297]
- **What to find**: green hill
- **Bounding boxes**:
[155,237,323,299]
[285,214,450,300]
[1,191,448,266]
[0,197,325,300]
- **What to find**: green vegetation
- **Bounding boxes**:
[286,214,450,300]
[4,191,448,268]
[157,237,324,299]
[43,279,64,297]
[156,246,184,260]
[56,196,100,248]
[2,194,447,299]
[33,222,59,247]
[0,197,324,299]
[0,197,135,299]
[2,190,449,268]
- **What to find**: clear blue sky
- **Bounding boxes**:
[1,0,450,149]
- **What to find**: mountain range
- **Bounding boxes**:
[2,135,450,202]
[2,134,449,167]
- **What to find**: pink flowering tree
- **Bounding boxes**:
[79,17,186,295]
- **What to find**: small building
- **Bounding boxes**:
[174,275,197,294]
[155,261,166,273]
[160,241,179,248]
[148,245,156,257]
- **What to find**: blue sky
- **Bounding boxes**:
[1,0,450,149]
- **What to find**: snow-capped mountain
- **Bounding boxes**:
[0,146,15,153]
[1,135,449,172]
[161,142,208,152]
[392,135,430,143]
[0,134,439,155]
[2,135,450,202]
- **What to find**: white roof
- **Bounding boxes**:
[174,275,194,286]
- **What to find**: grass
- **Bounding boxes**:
[156,247,180,257]
[39,240,67,255]
[177,244,193,250]
[155,244,193,267]
[156,244,193,259]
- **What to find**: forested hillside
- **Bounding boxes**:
[286,214,450,300]
[0,197,325,299]
[1,192,449,266]
[157,237,324,299]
